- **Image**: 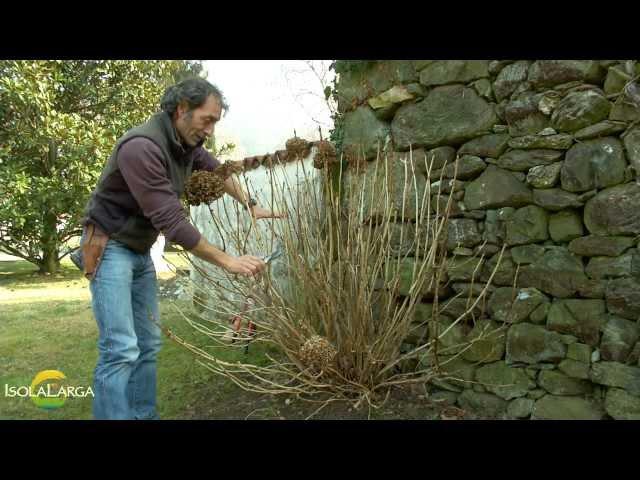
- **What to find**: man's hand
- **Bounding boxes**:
[189,236,265,277]
[249,205,287,220]
[222,255,266,276]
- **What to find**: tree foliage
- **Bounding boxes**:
[0,60,204,273]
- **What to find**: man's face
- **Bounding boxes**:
[174,95,222,147]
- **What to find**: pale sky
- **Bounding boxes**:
[204,60,335,159]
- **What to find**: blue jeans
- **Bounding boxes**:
[89,240,162,420]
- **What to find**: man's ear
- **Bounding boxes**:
[176,101,189,119]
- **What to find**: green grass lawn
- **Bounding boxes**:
[0,255,269,420]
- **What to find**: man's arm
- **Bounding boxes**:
[222,175,252,207]
[222,175,286,219]
[188,236,264,276]
[118,139,265,276]
[194,147,284,218]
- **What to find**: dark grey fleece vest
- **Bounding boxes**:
[85,112,194,253]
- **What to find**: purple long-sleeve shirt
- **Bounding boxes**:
[107,137,220,250]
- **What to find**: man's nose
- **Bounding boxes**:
[203,124,214,137]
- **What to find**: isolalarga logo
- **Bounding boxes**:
[4,370,94,410]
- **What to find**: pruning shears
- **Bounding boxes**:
[260,242,284,264]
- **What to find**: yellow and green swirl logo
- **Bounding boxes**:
[30,370,67,410]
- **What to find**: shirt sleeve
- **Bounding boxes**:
[192,147,221,172]
[117,137,202,250]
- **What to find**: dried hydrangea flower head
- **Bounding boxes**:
[298,335,337,373]
[184,162,243,206]
[312,140,337,169]
[285,137,311,160]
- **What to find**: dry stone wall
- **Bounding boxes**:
[335,60,640,419]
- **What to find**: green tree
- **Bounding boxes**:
[205,135,236,159]
[0,60,204,273]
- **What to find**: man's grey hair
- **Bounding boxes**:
[160,77,229,116]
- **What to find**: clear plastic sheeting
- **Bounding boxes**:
[189,147,323,317]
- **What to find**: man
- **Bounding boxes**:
[78,77,282,420]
